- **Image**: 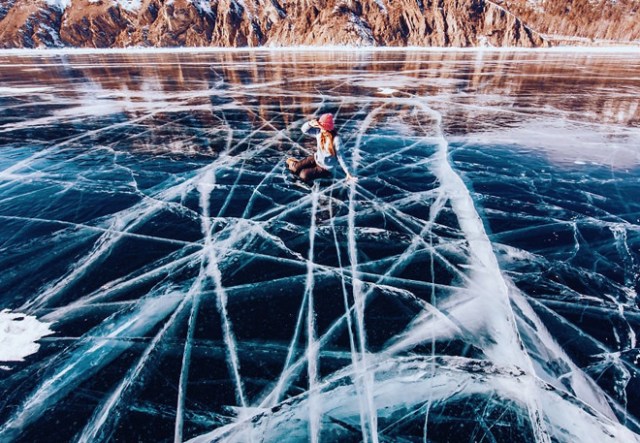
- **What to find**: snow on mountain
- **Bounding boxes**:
[44,0,71,11]
[0,0,638,48]
[114,0,142,12]
[190,0,213,15]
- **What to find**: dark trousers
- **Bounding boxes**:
[292,155,331,182]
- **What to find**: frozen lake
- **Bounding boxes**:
[0,49,639,442]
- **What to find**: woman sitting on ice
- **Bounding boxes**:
[286,113,356,182]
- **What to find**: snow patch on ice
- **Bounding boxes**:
[495,243,540,263]
[462,118,640,169]
[0,310,54,363]
[0,86,53,96]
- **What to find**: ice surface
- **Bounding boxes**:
[0,50,638,442]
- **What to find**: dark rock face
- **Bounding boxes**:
[0,0,634,49]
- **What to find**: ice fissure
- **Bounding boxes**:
[0,51,639,443]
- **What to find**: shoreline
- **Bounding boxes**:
[1,44,640,56]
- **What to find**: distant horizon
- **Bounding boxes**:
[1,44,640,56]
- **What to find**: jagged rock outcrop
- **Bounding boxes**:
[0,1,64,47]
[0,0,548,48]
[499,0,640,44]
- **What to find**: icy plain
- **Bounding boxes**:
[0,49,639,442]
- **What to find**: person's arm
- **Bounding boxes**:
[335,136,356,181]
[301,119,321,136]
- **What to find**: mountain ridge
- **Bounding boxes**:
[0,0,638,49]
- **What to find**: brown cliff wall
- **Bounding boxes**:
[0,0,547,48]
[0,2,63,47]
[498,0,640,43]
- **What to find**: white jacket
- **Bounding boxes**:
[301,121,351,175]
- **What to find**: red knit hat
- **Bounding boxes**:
[318,113,334,131]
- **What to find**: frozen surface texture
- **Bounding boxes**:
[0,50,639,442]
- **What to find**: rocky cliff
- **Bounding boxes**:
[0,0,549,48]
[498,0,640,44]
[0,0,638,49]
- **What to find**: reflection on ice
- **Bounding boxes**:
[463,117,640,168]
[0,50,638,442]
